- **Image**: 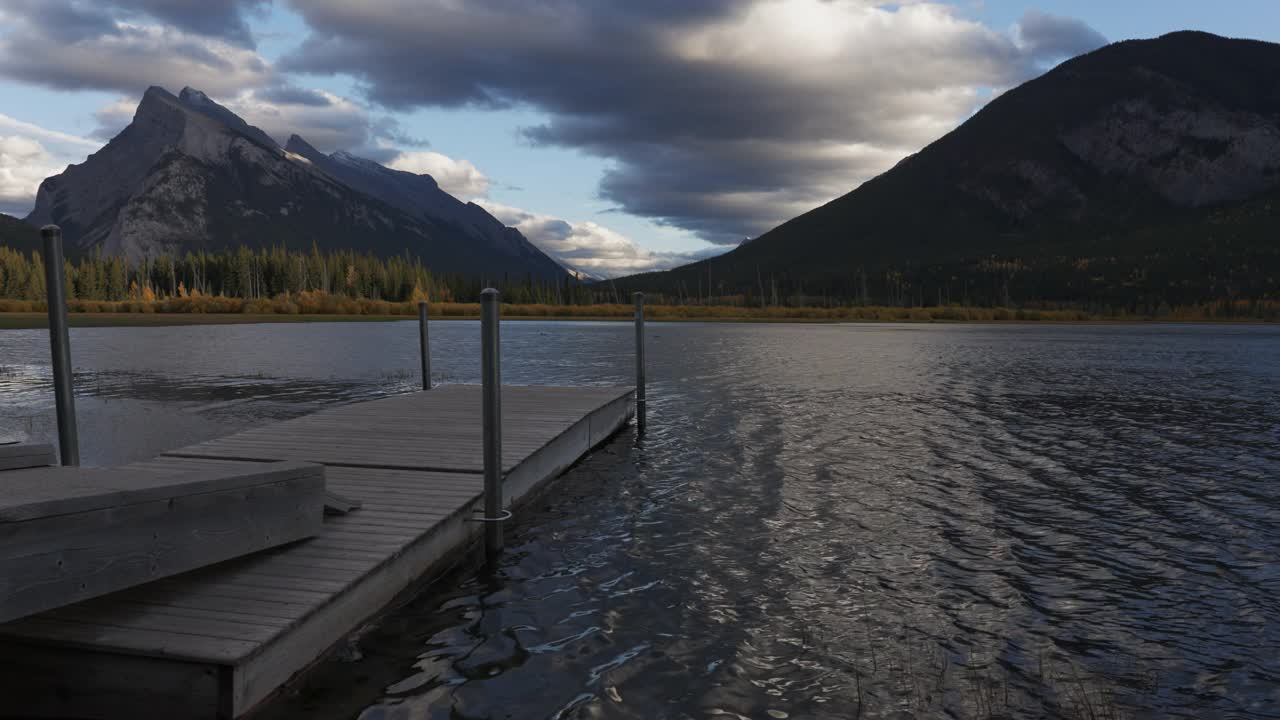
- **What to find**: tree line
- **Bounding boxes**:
[0,245,607,305]
[611,247,1280,318]
[2,242,1278,320]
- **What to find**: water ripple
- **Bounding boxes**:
[3,321,1278,718]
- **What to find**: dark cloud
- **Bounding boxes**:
[0,0,273,95]
[257,84,334,107]
[90,98,138,139]
[370,116,430,148]
[282,1,1106,244]
[1017,10,1109,61]
[3,0,118,43]
[117,0,269,47]
[0,0,266,46]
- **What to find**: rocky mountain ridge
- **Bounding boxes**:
[23,86,567,281]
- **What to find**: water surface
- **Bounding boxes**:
[3,321,1278,719]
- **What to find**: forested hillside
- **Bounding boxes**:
[616,32,1280,313]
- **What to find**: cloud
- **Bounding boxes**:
[477,200,726,278]
[256,84,332,106]
[388,151,490,198]
[91,97,140,139]
[0,117,98,215]
[0,113,101,151]
[110,0,269,47]
[282,0,1107,245]
[0,0,267,46]
[0,2,273,96]
[1015,10,1109,61]
[224,86,374,152]
[223,85,430,158]
[0,135,58,215]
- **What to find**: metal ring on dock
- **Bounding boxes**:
[469,509,513,523]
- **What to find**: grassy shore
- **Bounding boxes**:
[0,307,1274,329]
[0,310,911,329]
[0,312,413,328]
[0,311,733,329]
[1,291,1275,326]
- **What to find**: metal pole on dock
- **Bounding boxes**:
[634,292,646,435]
[480,288,503,560]
[418,301,431,390]
[41,225,79,466]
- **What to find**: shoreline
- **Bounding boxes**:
[0,311,1275,329]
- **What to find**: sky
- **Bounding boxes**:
[0,1,1277,277]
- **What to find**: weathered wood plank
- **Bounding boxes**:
[0,443,56,471]
[0,462,326,624]
[104,600,297,628]
[0,461,323,521]
[145,580,332,607]
[161,384,632,474]
[0,384,635,719]
[43,605,282,643]
[1,616,260,661]
[103,590,312,622]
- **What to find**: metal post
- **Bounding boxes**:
[480,288,503,560]
[634,291,646,435]
[41,225,79,466]
[418,301,431,390]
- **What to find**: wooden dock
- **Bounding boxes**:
[0,384,634,719]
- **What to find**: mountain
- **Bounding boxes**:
[0,213,40,255]
[23,86,567,281]
[620,32,1280,308]
[283,135,564,280]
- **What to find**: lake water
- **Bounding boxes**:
[2,321,1279,719]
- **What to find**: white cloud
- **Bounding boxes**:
[0,136,61,215]
[0,114,101,151]
[389,151,491,198]
[477,200,725,278]
[0,116,99,216]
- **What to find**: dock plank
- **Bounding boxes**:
[0,443,56,471]
[161,384,630,473]
[0,462,326,624]
[0,384,634,718]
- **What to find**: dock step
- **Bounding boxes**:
[0,384,633,719]
[0,442,56,471]
[0,461,326,624]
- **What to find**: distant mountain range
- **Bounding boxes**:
[0,212,38,255]
[620,32,1280,308]
[18,86,567,281]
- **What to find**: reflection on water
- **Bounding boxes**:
[3,321,1279,718]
